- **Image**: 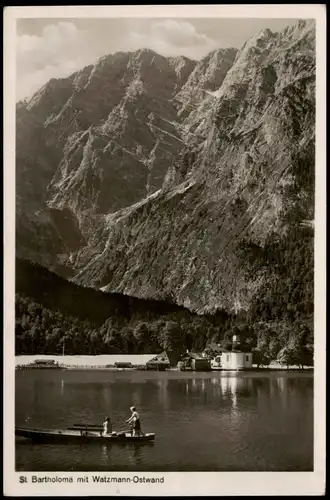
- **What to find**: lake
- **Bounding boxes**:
[15,370,313,472]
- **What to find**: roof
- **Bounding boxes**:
[183,352,205,360]
[34,359,55,364]
[146,352,170,365]
[146,350,185,366]
[204,342,221,349]
[222,349,252,354]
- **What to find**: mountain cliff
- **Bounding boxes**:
[73,20,315,315]
[16,49,197,271]
[16,20,315,323]
[174,47,238,119]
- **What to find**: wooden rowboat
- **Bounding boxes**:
[15,424,155,444]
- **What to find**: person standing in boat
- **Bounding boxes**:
[102,416,112,436]
[126,406,143,437]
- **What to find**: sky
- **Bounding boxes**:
[16,17,300,102]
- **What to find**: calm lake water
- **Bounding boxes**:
[15,370,313,471]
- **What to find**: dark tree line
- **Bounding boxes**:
[15,294,225,355]
[234,219,314,367]
[15,223,314,369]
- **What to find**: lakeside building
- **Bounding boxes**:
[178,351,211,371]
[146,350,184,371]
[19,359,63,369]
[113,361,133,368]
[210,335,253,370]
[146,352,171,371]
[146,350,212,371]
[212,351,253,370]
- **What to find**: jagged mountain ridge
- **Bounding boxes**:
[72,20,315,313]
[16,45,239,274]
[16,48,199,269]
[16,20,315,314]
[174,47,238,119]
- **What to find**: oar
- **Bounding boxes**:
[117,422,133,435]
[72,423,103,428]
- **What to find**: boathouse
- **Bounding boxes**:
[146,352,170,371]
[146,350,185,371]
[30,359,60,368]
[34,359,56,365]
[178,352,211,371]
[114,361,133,369]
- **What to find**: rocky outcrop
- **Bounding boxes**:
[73,20,315,313]
[174,47,238,120]
[16,48,198,270]
[16,20,315,313]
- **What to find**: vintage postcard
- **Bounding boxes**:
[3,4,326,496]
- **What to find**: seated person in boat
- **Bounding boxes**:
[126,406,143,436]
[102,417,112,436]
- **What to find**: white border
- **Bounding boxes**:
[3,4,326,496]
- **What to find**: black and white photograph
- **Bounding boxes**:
[3,4,326,496]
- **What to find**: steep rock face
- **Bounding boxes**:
[16,49,197,265]
[174,48,238,120]
[73,20,315,313]
[16,20,315,314]
[16,206,85,276]
[181,21,315,144]
[168,55,197,92]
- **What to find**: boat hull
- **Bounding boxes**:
[15,427,155,444]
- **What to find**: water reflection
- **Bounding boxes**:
[103,385,111,406]
[132,445,143,466]
[183,378,211,396]
[157,379,169,410]
[101,444,111,461]
[254,375,313,415]
[16,371,314,472]
[27,373,301,425]
[218,375,254,400]
[124,445,144,467]
[277,377,285,392]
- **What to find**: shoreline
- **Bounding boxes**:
[15,364,314,372]
[15,355,313,372]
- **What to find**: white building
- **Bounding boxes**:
[210,334,253,370]
[219,351,253,370]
